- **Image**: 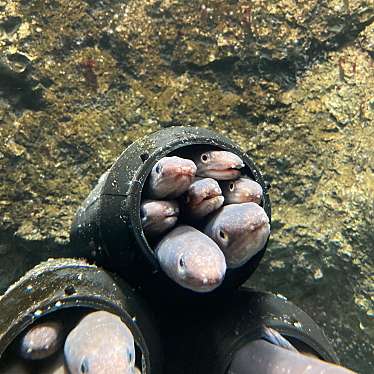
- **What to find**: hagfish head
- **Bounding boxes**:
[193,150,244,180]
[184,178,224,218]
[147,156,196,199]
[19,321,64,360]
[222,177,263,205]
[140,199,179,236]
[64,311,136,374]
[205,203,270,268]
[156,225,227,292]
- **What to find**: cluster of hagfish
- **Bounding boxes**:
[140,149,271,292]
[0,310,140,374]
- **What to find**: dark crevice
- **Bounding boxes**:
[234,104,278,124]
[235,103,251,116]
[0,63,47,111]
[0,229,73,295]
[310,15,374,54]
[171,56,239,75]
[49,33,98,63]
[169,14,374,90]
[98,33,139,80]
[234,104,282,125]
[0,16,22,35]
[58,140,94,165]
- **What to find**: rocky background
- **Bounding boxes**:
[0,0,373,372]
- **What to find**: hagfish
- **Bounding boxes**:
[221,178,263,205]
[191,150,244,180]
[156,225,227,292]
[19,320,64,360]
[204,203,270,268]
[183,178,224,219]
[146,156,196,199]
[141,199,179,236]
[64,311,136,374]
[227,339,357,374]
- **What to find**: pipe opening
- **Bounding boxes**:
[0,307,145,373]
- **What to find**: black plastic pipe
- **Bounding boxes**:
[159,288,340,374]
[0,258,163,374]
[70,126,271,299]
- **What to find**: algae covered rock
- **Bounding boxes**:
[0,1,373,372]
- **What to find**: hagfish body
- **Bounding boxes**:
[228,339,357,374]
[64,311,136,374]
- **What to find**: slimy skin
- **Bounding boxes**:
[156,225,227,292]
[19,320,64,360]
[221,178,263,205]
[192,150,244,180]
[204,203,270,268]
[146,156,196,199]
[228,340,357,374]
[140,199,179,236]
[64,311,136,374]
[183,178,224,219]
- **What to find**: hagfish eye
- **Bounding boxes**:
[229,182,235,191]
[219,230,227,240]
[80,358,89,373]
[127,349,133,363]
[201,153,208,162]
[155,163,161,174]
[179,255,185,268]
[140,207,146,221]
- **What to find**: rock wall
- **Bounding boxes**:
[0,1,373,372]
